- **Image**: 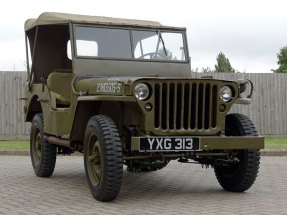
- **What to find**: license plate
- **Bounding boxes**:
[139,137,200,152]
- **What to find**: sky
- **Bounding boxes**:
[0,0,286,73]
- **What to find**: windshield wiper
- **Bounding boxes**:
[157,31,168,56]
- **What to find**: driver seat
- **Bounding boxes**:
[47,69,74,110]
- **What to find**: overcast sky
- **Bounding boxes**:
[0,0,286,73]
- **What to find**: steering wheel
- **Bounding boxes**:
[138,52,169,60]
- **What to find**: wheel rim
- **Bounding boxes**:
[86,132,102,186]
[32,127,42,166]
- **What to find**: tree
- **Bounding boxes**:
[201,67,214,73]
[191,68,199,73]
[272,47,287,73]
[214,52,235,73]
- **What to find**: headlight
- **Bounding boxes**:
[134,83,150,101]
[219,86,232,102]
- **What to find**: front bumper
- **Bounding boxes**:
[131,136,264,151]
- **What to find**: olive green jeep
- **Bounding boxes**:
[23,12,264,202]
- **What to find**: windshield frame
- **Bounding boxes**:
[72,24,189,63]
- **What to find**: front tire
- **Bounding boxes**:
[30,113,57,177]
[84,115,123,202]
[214,113,261,192]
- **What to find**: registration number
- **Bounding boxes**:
[139,137,200,152]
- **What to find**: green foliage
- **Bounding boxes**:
[191,67,214,73]
[191,52,238,73]
[214,52,235,73]
[201,67,214,73]
[273,47,287,73]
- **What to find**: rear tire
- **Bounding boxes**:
[30,113,57,177]
[214,113,261,192]
[84,115,123,202]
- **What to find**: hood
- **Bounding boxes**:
[73,75,238,96]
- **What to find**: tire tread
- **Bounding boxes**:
[84,115,123,202]
[214,113,261,192]
[30,113,56,177]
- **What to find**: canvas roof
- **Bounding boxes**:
[25,12,185,31]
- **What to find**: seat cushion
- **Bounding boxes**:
[47,70,74,103]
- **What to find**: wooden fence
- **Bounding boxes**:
[0,71,286,140]
[0,72,30,140]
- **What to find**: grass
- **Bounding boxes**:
[0,138,287,150]
[265,137,287,150]
[0,141,29,150]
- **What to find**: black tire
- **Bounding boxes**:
[84,115,123,202]
[30,113,57,177]
[214,113,260,192]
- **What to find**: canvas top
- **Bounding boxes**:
[25,12,185,31]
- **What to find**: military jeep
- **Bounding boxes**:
[23,12,264,202]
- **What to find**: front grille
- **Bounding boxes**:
[154,82,218,131]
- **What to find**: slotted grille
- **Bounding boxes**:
[154,82,218,131]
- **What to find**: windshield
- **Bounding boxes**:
[74,26,187,62]
[75,26,132,58]
[132,30,185,61]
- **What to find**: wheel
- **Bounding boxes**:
[214,113,261,192]
[84,115,123,202]
[30,113,57,177]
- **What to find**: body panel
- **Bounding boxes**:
[73,58,191,77]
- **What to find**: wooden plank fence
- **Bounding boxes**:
[0,71,286,140]
[0,72,30,140]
